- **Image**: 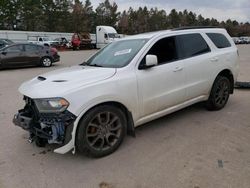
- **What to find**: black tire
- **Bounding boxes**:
[41,57,52,67]
[76,105,127,158]
[206,76,231,111]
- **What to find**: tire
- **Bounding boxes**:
[206,76,231,111]
[76,105,127,158]
[41,57,52,67]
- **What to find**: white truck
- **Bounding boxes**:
[28,36,59,47]
[95,25,120,48]
[71,26,120,49]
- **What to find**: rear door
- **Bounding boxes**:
[0,44,26,68]
[23,44,41,65]
[176,33,212,100]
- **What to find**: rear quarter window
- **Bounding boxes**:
[177,33,211,59]
[25,44,39,51]
[206,33,231,48]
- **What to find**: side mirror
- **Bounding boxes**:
[104,33,108,39]
[145,55,158,67]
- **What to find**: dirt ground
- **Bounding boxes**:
[0,45,249,188]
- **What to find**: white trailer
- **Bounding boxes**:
[0,26,124,49]
[95,26,120,49]
[0,30,73,43]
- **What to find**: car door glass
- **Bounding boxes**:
[206,33,231,48]
[140,36,178,68]
[5,45,23,53]
[177,33,211,59]
[25,44,38,52]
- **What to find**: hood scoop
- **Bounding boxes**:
[52,80,68,82]
[37,76,46,81]
[37,76,67,83]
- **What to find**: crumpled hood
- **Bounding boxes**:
[19,65,116,98]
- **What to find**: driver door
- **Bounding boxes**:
[0,44,25,68]
[136,36,186,118]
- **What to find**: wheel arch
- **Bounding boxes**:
[40,56,53,66]
[216,69,234,94]
[76,101,136,137]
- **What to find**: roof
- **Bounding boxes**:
[120,27,226,40]
[97,26,117,33]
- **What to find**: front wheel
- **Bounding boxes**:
[41,57,52,67]
[206,76,231,111]
[76,105,127,158]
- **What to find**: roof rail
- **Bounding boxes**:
[172,26,222,31]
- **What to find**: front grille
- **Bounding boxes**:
[17,96,77,144]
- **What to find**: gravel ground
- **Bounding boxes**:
[0,46,249,188]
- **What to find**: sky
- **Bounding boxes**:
[91,0,250,23]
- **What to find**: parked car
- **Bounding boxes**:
[54,37,71,49]
[28,36,59,47]
[240,37,250,44]
[71,33,93,50]
[0,38,14,49]
[232,37,241,44]
[13,27,238,158]
[0,43,60,69]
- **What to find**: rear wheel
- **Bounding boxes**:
[76,105,127,158]
[206,76,231,111]
[41,57,52,67]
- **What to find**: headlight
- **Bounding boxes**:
[34,98,69,113]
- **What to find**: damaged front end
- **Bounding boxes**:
[13,96,76,147]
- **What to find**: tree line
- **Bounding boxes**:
[0,0,250,36]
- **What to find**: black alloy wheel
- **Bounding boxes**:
[76,105,126,158]
[206,76,231,111]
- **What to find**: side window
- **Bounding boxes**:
[25,44,38,52]
[206,33,231,48]
[143,37,178,66]
[104,33,108,39]
[177,33,210,59]
[5,45,23,52]
[37,46,44,51]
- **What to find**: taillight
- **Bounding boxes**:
[50,47,57,55]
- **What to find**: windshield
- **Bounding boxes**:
[42,37,49,41]
[108,33,119,38]
[3,39,14,44]
[84,39,148,68]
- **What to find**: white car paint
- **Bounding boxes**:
[18,28,239,154]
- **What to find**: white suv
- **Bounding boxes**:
[13,27,239,157]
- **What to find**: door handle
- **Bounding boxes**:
[173,66,183,72]
[210,57,218,62]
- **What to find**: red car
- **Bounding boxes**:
[71,33,92,50]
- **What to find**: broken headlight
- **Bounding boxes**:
[34,98,69,113]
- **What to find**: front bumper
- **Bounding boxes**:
[13,97,76,147]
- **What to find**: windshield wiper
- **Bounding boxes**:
[79,61,87,66]
[80,62,103,67]
[87,64,103,67]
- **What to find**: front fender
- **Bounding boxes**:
[54,97,135,155]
